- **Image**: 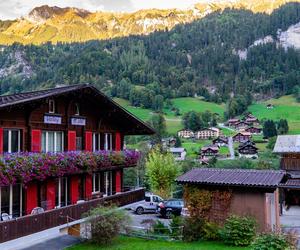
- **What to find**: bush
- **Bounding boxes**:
[182,217,205,242]
[220,215,257,246]
[251,233,291,250]
[203,222,220,241]
[169,216,184,239]
[84,206,130,245]
[152,220,170,235]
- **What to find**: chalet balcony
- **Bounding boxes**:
[0,150,140,186]
[280,157,300,171]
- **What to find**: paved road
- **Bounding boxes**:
[228,136,235,159]
[21,235,81,250]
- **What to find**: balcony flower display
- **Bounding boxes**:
[0,150,140,186]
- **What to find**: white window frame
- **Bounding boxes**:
[75,103,80,116]
[104,171,112,196]
[0,184,23,218]
[42,131,64,153]
[104,133,112,151]
[92,173,101,194]
[49,99,55,114]
[57,177,68,207]
[4,129,21,153]
[93,133,101,152]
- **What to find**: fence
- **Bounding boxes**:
[0,188,144,243]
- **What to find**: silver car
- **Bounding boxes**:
[132,194,164,215]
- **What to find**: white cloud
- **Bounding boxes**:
[0,0,206,20]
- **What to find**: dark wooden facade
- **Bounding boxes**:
[0,84,153,220]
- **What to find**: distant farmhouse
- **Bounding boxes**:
[238,140,258,159]
[201,145,219,157]
[245,126,262,135]
[233,132,252,143]
[195,127,220,140]
[169,147,187,161]
[177,129,194,139]
[213,136,228,147]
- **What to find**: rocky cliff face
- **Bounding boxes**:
[0,0,299,45]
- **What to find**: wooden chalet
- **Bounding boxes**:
[212,136,228,147]
[234,121,250,131]
[245,126,262,135]
[274,135,300,209]
[201,145,219,157]
[0,84,154,219]
[227,119,239,127]
[238,141,258,159]
[245,117,260,126]
[233,132,251,143]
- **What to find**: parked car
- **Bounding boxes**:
[157,199,184,218]
[132,193,163,215]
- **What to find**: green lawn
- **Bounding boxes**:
[248,95,300,134]
[182,139,210,157]
[68,237,249,250]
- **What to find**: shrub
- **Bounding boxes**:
[84,206,130,245]
[203,222,220,241]
[152,220,170,235]
[169,216,184,239]
[220,215,257,246]
[251,233,291,250]
[182,217,205,242]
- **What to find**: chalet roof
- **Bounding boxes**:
[273,135,300,153]
[280,179,300,188]
[201,146,219,151]
[0,84,155,135]
[213,136,228,142]
[233,132,251,137]
[228,119,239,123]
[176,168,285,189]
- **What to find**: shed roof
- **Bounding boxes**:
[273,135,300,153]
[176,168,284,189]
[170,147,185,153]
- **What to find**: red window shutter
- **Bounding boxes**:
[70,176,79,204]
[115,132,121,151]
[26,182,38,215]
[0,128,3,154]
[115,170,122,193]
[85,174,92,200]
[46,179,56,210]
[68,131,76,151]
[31,129,41,152]
[85,131,93,151]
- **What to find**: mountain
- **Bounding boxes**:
[0,0,300,45]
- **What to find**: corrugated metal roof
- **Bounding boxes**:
[273,135,300,153]
[176,168,285,188]
[280,179,300,188]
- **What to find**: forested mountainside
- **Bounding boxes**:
[1,3,300,113]
[0,0,299,45]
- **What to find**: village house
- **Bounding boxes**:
[245,117,260,127]
[212,136,228,147]
[177,168,285,232]
[177,129,194,139]
[201,145,219,157]
[227,118,240,127]
[234,121,250,131]
[169,147,187,161]
[233,132,252,143]
[273,135,300,212]
[0,84,154,221]
[245,126,262,135]
[238,140,258,159]
[195,127,220,140]
[267,104,274,109]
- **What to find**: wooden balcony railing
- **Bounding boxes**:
[0,188,144,243]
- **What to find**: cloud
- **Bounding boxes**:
[0,0,202,20]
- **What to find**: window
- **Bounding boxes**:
[93,133,101,151]
[75,103,80,116]
[0,184,23,218]
[55,177,70,207]
[76,137,82,151]
[92,173,101,193]
[49,99,55,114]
[104,133,112,151]
[3,129,21,153]
[42,131,64,152]
[103,171,112,196]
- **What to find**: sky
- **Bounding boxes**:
[0,0,206,20]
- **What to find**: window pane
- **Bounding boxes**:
[48,132,54,152]
[3,130,8,153]
[56,132,63,152]
[42,132,46,152]
[1,186,10,215]
[12,184,21,217]
[11,130,19,153]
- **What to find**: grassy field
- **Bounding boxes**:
[68,237,249,250]
[114,97,225,135]
[181,139,210,157]
[248,95,300,134]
